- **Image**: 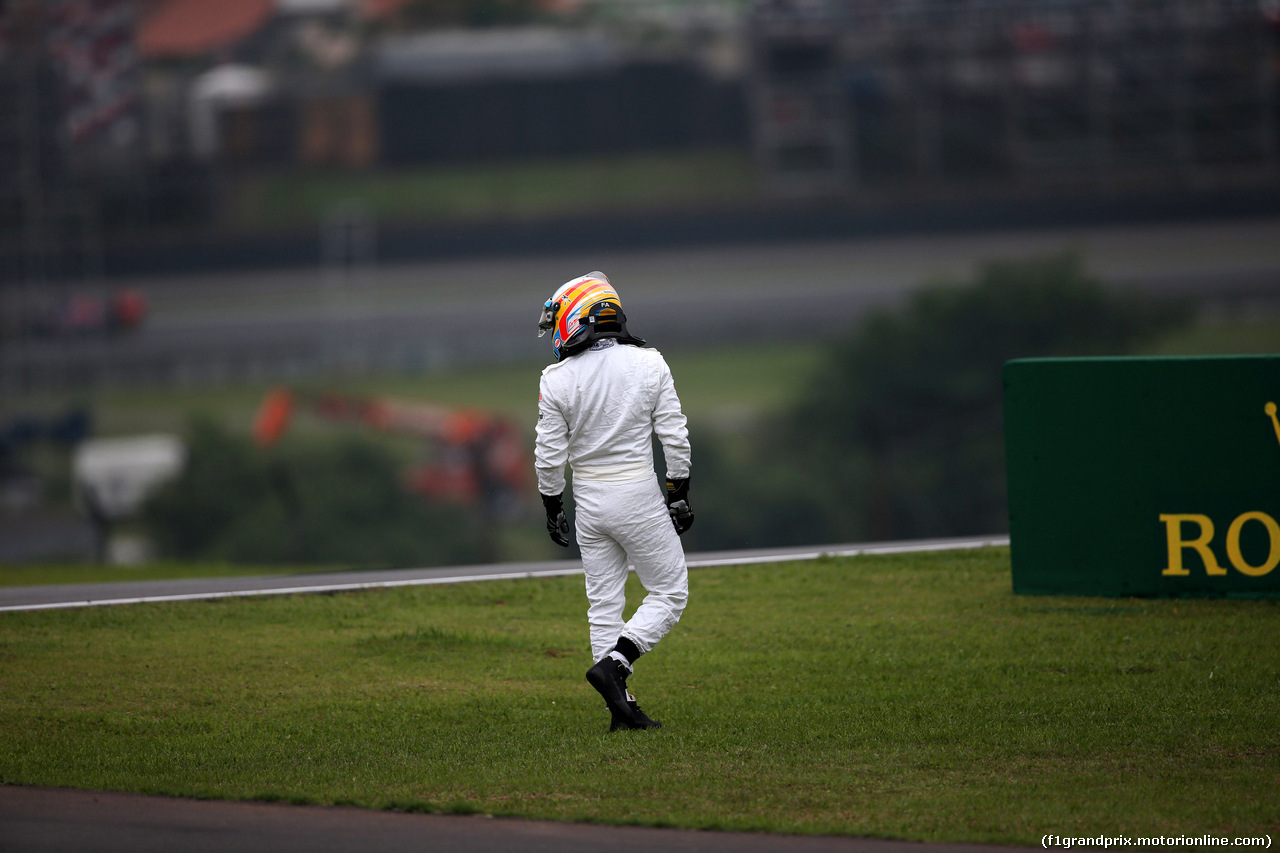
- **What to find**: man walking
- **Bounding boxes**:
[534,271,694,731]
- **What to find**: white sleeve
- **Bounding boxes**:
[652,357,690,480]
[535,375,570,496]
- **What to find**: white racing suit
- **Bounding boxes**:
[535,338,690,663]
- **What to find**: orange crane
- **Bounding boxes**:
[252,388,532,518]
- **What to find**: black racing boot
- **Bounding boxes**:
[586,657,661,731]
[610,695,662,732]
[586,657,633,725]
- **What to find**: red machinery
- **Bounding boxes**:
[253,388,532,517]
[23,289,148,338]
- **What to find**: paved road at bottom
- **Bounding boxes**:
[0,786,1047,853]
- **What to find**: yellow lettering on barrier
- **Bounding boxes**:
[1225,511,1280,577]
[1159,514,1226,576]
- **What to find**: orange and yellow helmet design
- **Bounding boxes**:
[537,271,626,361]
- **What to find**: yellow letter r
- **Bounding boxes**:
[1159,514,1227,576]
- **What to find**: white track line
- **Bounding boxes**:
[686,536,1009,568]
[0,568,587,613]
[0,536,1008,613]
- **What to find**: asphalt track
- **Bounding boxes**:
[0,786,1041,853]
[0,535,1009,612]
[0,536,1041,853]
[5,216,1279,390]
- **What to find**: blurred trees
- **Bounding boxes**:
[680,253,1194,551]
[143,420,487,567]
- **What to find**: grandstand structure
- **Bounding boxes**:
[0,0,132,352]
[749,0,1280,197]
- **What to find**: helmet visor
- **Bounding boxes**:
[537,300,556,338]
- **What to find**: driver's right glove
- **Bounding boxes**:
[665,477,694,536]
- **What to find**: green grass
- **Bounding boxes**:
[229,150,760,230]
[1142,316,1280,356]
[1,547,1276,843]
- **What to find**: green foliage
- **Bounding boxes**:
[689,254,1194,549]
[142,420,487,567]
[1,549,1277,843]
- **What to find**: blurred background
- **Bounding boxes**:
[2,0,1279,571]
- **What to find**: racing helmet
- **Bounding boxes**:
[537,271,644,361]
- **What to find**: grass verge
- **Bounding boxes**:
[1,547,1276,844]
[78,341,821,440]
[1142,316,1280,357]
[229,149,759,230]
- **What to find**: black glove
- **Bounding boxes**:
[541,492,571,548]
[665,477,694,536]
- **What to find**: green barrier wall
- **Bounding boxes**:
[1004,355,1280,598]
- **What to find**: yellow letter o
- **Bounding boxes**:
[1225,512,1280,577]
